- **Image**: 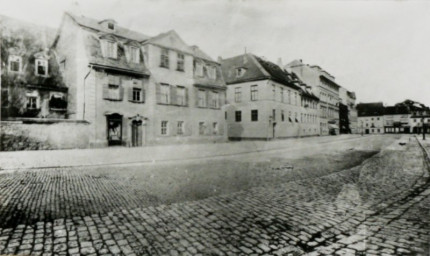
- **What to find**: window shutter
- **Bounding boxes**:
[102,75,109,99]
[171,85,177,105]
[124,45,130,62]
[185,87,189,106]
[156,83,161,104]
[141,89,145,103]
[205,90,209,108]
[128,86,133,102]
[119,83,124,100]
[195,88,199,107]
[100,41,106,58]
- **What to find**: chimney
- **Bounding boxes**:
[299,59,303,63]
[277,57,283,67]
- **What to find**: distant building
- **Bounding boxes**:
[1,15,68,119]
[221,54,319,140]
[397,100,430,134]
[383,105,410,133]
[347,91,358,134]
[356,102,384,134]
[286,60,340,135]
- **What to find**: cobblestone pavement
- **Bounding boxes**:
[0,136,428,255]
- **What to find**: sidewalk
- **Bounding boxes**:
[0,135,363,170]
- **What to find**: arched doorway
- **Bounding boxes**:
[129,114,146,147]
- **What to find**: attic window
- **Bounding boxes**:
[236,68,246,78]
[35,59,48,76]
[108,22,115,30]
[8,55,22,72]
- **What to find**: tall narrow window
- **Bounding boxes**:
[27,96,38,109]
[272,84,276,100]
[132,88,141,102]
[160,84,170,104]
[208,66,217,79]
[213,122,218,135]
[106,41,117,58]
[199,122,205,135]
[35,59,48,76]
[272,109,276,121]
[9,56,22,72]
[288,90,291,104]
[235,111,242,122]
[280,87,284,103]
[281,110,285,122]
[250,85,258,101]
[160,48,169,68]
[198,89,206,107]
[195,62,203,76]
[177,121,184,135]
[211,91,219,108]
[294,92,298,105]
[176,86,186,106]
[234,87,242,103]
[177,53,184,71]
[161,121,168,135]
[251,110,258,122]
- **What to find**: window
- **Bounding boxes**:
[301,113,303,123]
[213,122,218,135]
[377,117,380,120]
[198,89,206,107]
[225,112,227,120]
[199,122,205,135]
[280,87,284,103]
[35,59,48,76]
[272,109,276,121]
[132,88,141,102]
[177,86,186,106]
[234,87,242,103]
[8,56,22,72]
[27,96,37,109]
[272,84,276,100]
[294,92,297,105]
[108,22,115,30]
[208,66,217,79]
[105,41,117,58]
[160,48,169,68]
[196,62,203,76]
[130,46,140,64]
[108,84,120,99]
[289,111,292,122]
[210,91,219,108]
[160,84,170,104]
[288,90,291,104]
[235,111,242,122]
[161,121,168,135]
[49,93,67,110]
[250,85,258,101]
[282,110,285,122]
[177,53,184,71]
[177,121,184,135]
[251,110,258,122]
[295,112,299,122]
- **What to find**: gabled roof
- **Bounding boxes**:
[356,102,385,117]
[190,45,216,63]
[220,53,300,90]
[142,30,194,55]
[65,12,150,42]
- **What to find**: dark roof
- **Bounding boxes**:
[65,12,150,42]
[320,75,340,88]
[384,106,409,115]
[220,53,300,90]
[357,102,384,117]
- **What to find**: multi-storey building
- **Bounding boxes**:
[383,105,410,133]
[356,102,385,134]
[286,60,340,135]
[53,12,226,147]
[1,15,68,119]
[338,87,357,134]
[347,91,358,134]
[220,54,319,140]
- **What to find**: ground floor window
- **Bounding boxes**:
[27,96,38,109]
[177,121,184,135]
[235,111,241,122]
[251,110,258,121]
[161,121,168,135]
[199,122,205,135]
[213,122,218,135]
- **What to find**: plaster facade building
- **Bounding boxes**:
[286,60,340,135]
[53,13,226,147]
[221,54,319,140]
[356,102,385,134]
[1,15,68,120]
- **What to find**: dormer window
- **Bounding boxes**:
[195,62,203,77]
[35,59,48,76]
[236,67,246,77]
[130,46,140,64]
[160,48,169,68]
[101,39,117,59]
[108,22,115,30]
[8,55,22,73]
[208,66,217,80]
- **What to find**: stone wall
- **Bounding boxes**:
[0,120,90,151]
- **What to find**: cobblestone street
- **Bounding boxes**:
[0,135,429,255]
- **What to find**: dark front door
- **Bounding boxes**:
[107,114,123,146]
[131,120,142,147]
[365,129,370,134]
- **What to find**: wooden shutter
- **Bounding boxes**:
[124,45,130,62]
[102,75,109,99]
[156,83,161,104]
[119,81,124,100]
[141,89,145,103]
[128,86,133,102]
[205,90,209,108]
[170,85,177,105]
[185,87,189,106]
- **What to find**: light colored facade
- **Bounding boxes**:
[53,13,226,147]
[356,102,385,134]
[221,54,319,140]
[286,60,340,135]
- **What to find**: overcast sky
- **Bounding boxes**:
[1,0,429,106]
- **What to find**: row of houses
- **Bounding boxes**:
[1,12,359,148]
[357,100,430,134]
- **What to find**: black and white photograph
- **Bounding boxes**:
[0,0,429,255]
